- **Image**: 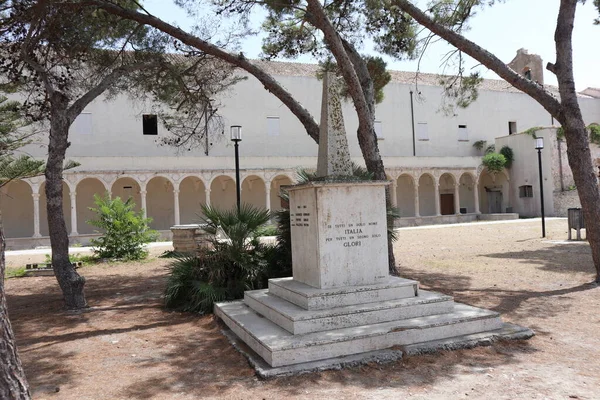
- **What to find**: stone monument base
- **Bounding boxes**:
[215,277,534,376]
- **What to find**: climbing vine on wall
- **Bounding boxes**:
[499,146,514,169]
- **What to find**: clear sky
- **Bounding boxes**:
[144,0,600,91]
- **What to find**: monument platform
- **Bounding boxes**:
[215,285,533,371]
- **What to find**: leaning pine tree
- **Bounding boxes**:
[1,0,240,308]
[390,0,600,283]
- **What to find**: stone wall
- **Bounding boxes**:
[553,190,582,217]
[171,224,212,253]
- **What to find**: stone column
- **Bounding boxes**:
[414,184,420,217]
[474,183,481,214]
[205,188,211,207]
[265,186,272,212]
[140,190,148,219]
[173,189,180,226]
[454,183,461,215]
[434,183,441,216]
[70,191,78,235]
[32,193,42,238]
[390,180,398,208]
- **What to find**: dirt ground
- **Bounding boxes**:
[5,219,600,400]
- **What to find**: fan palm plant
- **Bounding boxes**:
[164,204,273,313]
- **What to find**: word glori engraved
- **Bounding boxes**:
[343,240,361,247]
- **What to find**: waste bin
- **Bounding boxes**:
[567,208,585,240]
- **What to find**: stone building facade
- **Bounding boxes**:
[1,52,600,248]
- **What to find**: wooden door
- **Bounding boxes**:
[488,191,503,213]
[440,194,455,215]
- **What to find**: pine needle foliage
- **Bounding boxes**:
[0,96,44,187]
[87,193,158,260]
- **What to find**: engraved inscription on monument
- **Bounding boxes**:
[323,220,382,248]
[290,205,311,228]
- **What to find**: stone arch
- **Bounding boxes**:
[210,175,237,211]
[179,176,207,224]
[39,181,71,236]
[478,169,510,214]
[242,175,266,210]
[439,173,457,215]
[111,177,142,212]
[270,174,293,212]
[0,180,34,238]
[396,173,416,217]
[146,176,175,230]
[459,172,477,214]
[418,173,436,217]
[76,177,109,234]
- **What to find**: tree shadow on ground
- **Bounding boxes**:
[482,242,594,275]
[399,263,598,323]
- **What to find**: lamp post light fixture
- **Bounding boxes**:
[230,125,242,213]
[535,137,546,238]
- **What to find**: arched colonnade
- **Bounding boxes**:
[0,170,295,238]
[0,167,506,239]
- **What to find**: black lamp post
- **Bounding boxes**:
[535,137,546,238]
[231,125,242,213]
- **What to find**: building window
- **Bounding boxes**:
[143,114,158,135]
[71,112,92,135]
[267,116,280,136]
[524,69,532,80]
[519,185,533,198]
[458,124,468,141]
[509,121,517,135]
[374,121,383,139]
[417,122,429,141]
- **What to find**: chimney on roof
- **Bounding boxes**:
[508,48,544,85]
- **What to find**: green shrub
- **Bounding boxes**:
[254,224,279,237]
[482,153,506,174]
[557,126,565,140]
[588,123,600,145]
[87,193,159,260]
[484,144,496,154]
[499,146,514,169]
[164,204,275,313]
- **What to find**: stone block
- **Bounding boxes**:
[268,276,418,310]
[215,301,503,367]
[287,181,389,289]
[244,289,454,334]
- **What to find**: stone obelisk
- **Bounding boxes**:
[316,72,353,178]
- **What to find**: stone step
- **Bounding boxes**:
[244,289,454,334]
[215,300,503,367]
[268,276,419,310]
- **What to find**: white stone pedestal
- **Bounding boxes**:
[288,181,389,289]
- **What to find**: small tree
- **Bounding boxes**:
[87,194,158,260]
[482,153,506,174]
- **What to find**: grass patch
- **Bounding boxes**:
[5,267,27,279]
[44,253,100,266]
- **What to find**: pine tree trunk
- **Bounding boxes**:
[0,212,32,399]
[553,0,600,283]
[47,93,87,309]
[563,122,600,282]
